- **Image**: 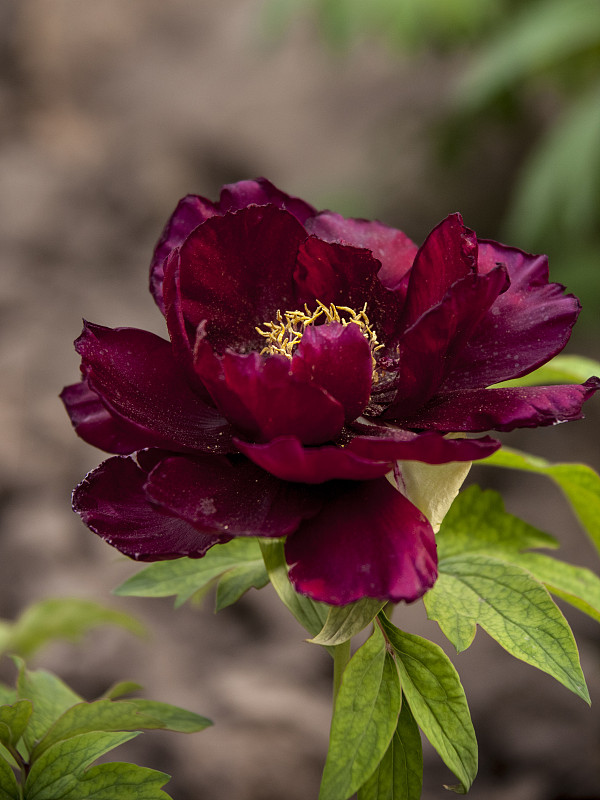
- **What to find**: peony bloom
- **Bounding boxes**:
[62,179,599,605]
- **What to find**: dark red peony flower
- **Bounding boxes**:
[62,178,599,605]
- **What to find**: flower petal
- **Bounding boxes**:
[441,240,581,389]
[305,211,418,289]
[150,179,316,313]
[345,426,500,463]
[291,322,373,422]
[200,351,345,445]
[150,194,218,313]
[73,456,226,560]
[218,177,317,222]
[397,378,600,432]
[400,213,477,331]
[235,436,393,483]
[146,455,321,537]
[285,478,437,605]
[75,322,235,452]
[177,205,306,352]
[60,379,160,454]
[294,236,403,342]
[235,430,499,483]
[382,266,509,416]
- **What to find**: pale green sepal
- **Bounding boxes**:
[309,598,386,646]
[437,485,558,561]
[25,730,139,799]
[115,538,266,608]
[391,459,471,533]
[0,699,32,748]
[0,599,144,660]
[319,626,401,800]
[425,554,590,703]
[14,659,82,754]
[215,561,269,611]
[378,616,477,794]
[357,700,423,800]
[481,448,600,553]
[0,754,19,800]
[259,539,330,638]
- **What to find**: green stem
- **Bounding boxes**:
[332,638,352,702]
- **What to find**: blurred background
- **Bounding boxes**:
[1,0,599,797]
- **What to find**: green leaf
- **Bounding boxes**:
[115,538,267,608]
[437,485,600,624]
[33,698,211,759]
[124,700,212,734]
[379,617,477,794]
[517,552,600,624]
[320,626,401,800]
[15,660,82,754]
[0,599,145,660]
[25,730,140,799]
[481,447,600,554]
[0,686,16,706]
[0,755,19,800]
[493,354,600,389]
[424,555,589,702]
[259,539,330,639]
[55,761,172,799]
[215,561,269,611]
[0,700,32,749]
[357,700,423,800]
[436,485,558,562]
[100,681,143,700]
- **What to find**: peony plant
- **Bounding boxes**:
[57,179,600,798]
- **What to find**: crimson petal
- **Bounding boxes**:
[236,430,499,484]
[75,322,235,453]
[201,351,345,445]
[177,205,306,352]
[146,455,322,537]
[150,194,218,313]
[400,213,477,331]
[345,427,500,462]
[442,240,581,389]
[60,379,160,455]
[398,378,600,432]
[73,456,225,560]
[291,322,373,422]
[305,211,418,289]
[285,478,437,605]
[383,266,509,416]
[218,177,316,222]
[235,436,393,483]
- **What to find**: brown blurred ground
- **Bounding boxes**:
[0,2,599,798]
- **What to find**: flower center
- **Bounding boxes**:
[256,301,383,363]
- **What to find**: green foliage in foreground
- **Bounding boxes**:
[319,472,600,799]
[0,660,211,799]
[115,537,269,610]
[112,443,600,799]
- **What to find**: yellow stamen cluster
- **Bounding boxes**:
[256,301,383,365]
